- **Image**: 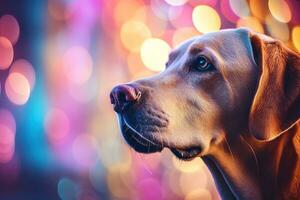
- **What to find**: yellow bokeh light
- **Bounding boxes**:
[268,0,291,23]
[114,0,143,26]
[292,26,300,52]
[265,15,289,41]
[179,171,208,195]
[5,72,31,105]
[140,38,171,72]
[120,20,151,53]
[127,53,155,79]
[172,27,200,47]
[172,157,205,173]
[237,16,264,33]
[249,0,269,22]
[192,5,221,33]
[185,188,212,200]
[107,164,135,199]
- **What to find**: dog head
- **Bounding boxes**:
[110,28,300,160]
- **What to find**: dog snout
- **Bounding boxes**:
[110,84,141,113]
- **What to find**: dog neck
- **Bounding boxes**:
[203,122,300,200]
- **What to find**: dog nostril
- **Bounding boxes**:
[110,93,116,105]
[110,84,141,113]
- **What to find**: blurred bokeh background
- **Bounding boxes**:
[0,0,300,199]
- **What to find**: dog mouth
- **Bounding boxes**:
[118,114,163,153]
[170,147,202,160]
[117,114,202,160]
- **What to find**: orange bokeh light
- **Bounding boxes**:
[0,36,14,70]
[5,72,31,105]
[10,59,36,90]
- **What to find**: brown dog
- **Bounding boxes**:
[110,28,300,200]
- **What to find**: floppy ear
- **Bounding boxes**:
[248,32,300,140]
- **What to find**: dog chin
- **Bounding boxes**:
[170,146,203,161]
[118,114,163,153]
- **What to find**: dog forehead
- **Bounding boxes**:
[194,29,251,49]
[171,29,251,57]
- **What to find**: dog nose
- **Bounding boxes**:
[110,84,141,113]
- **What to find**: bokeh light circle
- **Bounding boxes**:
[180,171,208,196]
[138,178,162,200]
[184,188,212,200]
[69,80,98,103]
[57,178,79,200]
[72,134,98,167]
[150,0,172,20]
[167,6,184,21]
[10,59,36,90]
[5,72,31,105]
[172,27,200,47]
[192,5,221,33]
[0,37,14,70]
[164,0,188,6]
[0,15,20,45]
[63,46,93,85]
[292,26,300,52]
[140,38,171,72]
[127,52,155,79]
[0,109,16,163]
[189,0,217,7]
[169,5,193,29]
[229,0,250,18]
[249,0,269,22]
[120,20,151,53]
[237,16,264,33]
[265,15,289,41]
[268,0,291,23]
[220,0,239,23]
[89,161,106,193]
[114,0,144,26]
[134,6,167,37]
[45,108,70,144]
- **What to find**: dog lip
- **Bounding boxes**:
[170,146,202,160]
[119,115,163,153]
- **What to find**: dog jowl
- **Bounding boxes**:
[110,28,260,160]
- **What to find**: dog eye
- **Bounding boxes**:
[194,56,213,71]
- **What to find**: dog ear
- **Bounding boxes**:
[248,31,300,140]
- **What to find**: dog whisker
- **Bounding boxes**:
[131,134,148,146]
[123,117,156,146]
[148,141,150,153]
[224,136,236,164]
[140,124,152,152]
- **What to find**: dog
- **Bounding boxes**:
[110,28,300,200]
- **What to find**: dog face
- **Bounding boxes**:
[110,28,300,160]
